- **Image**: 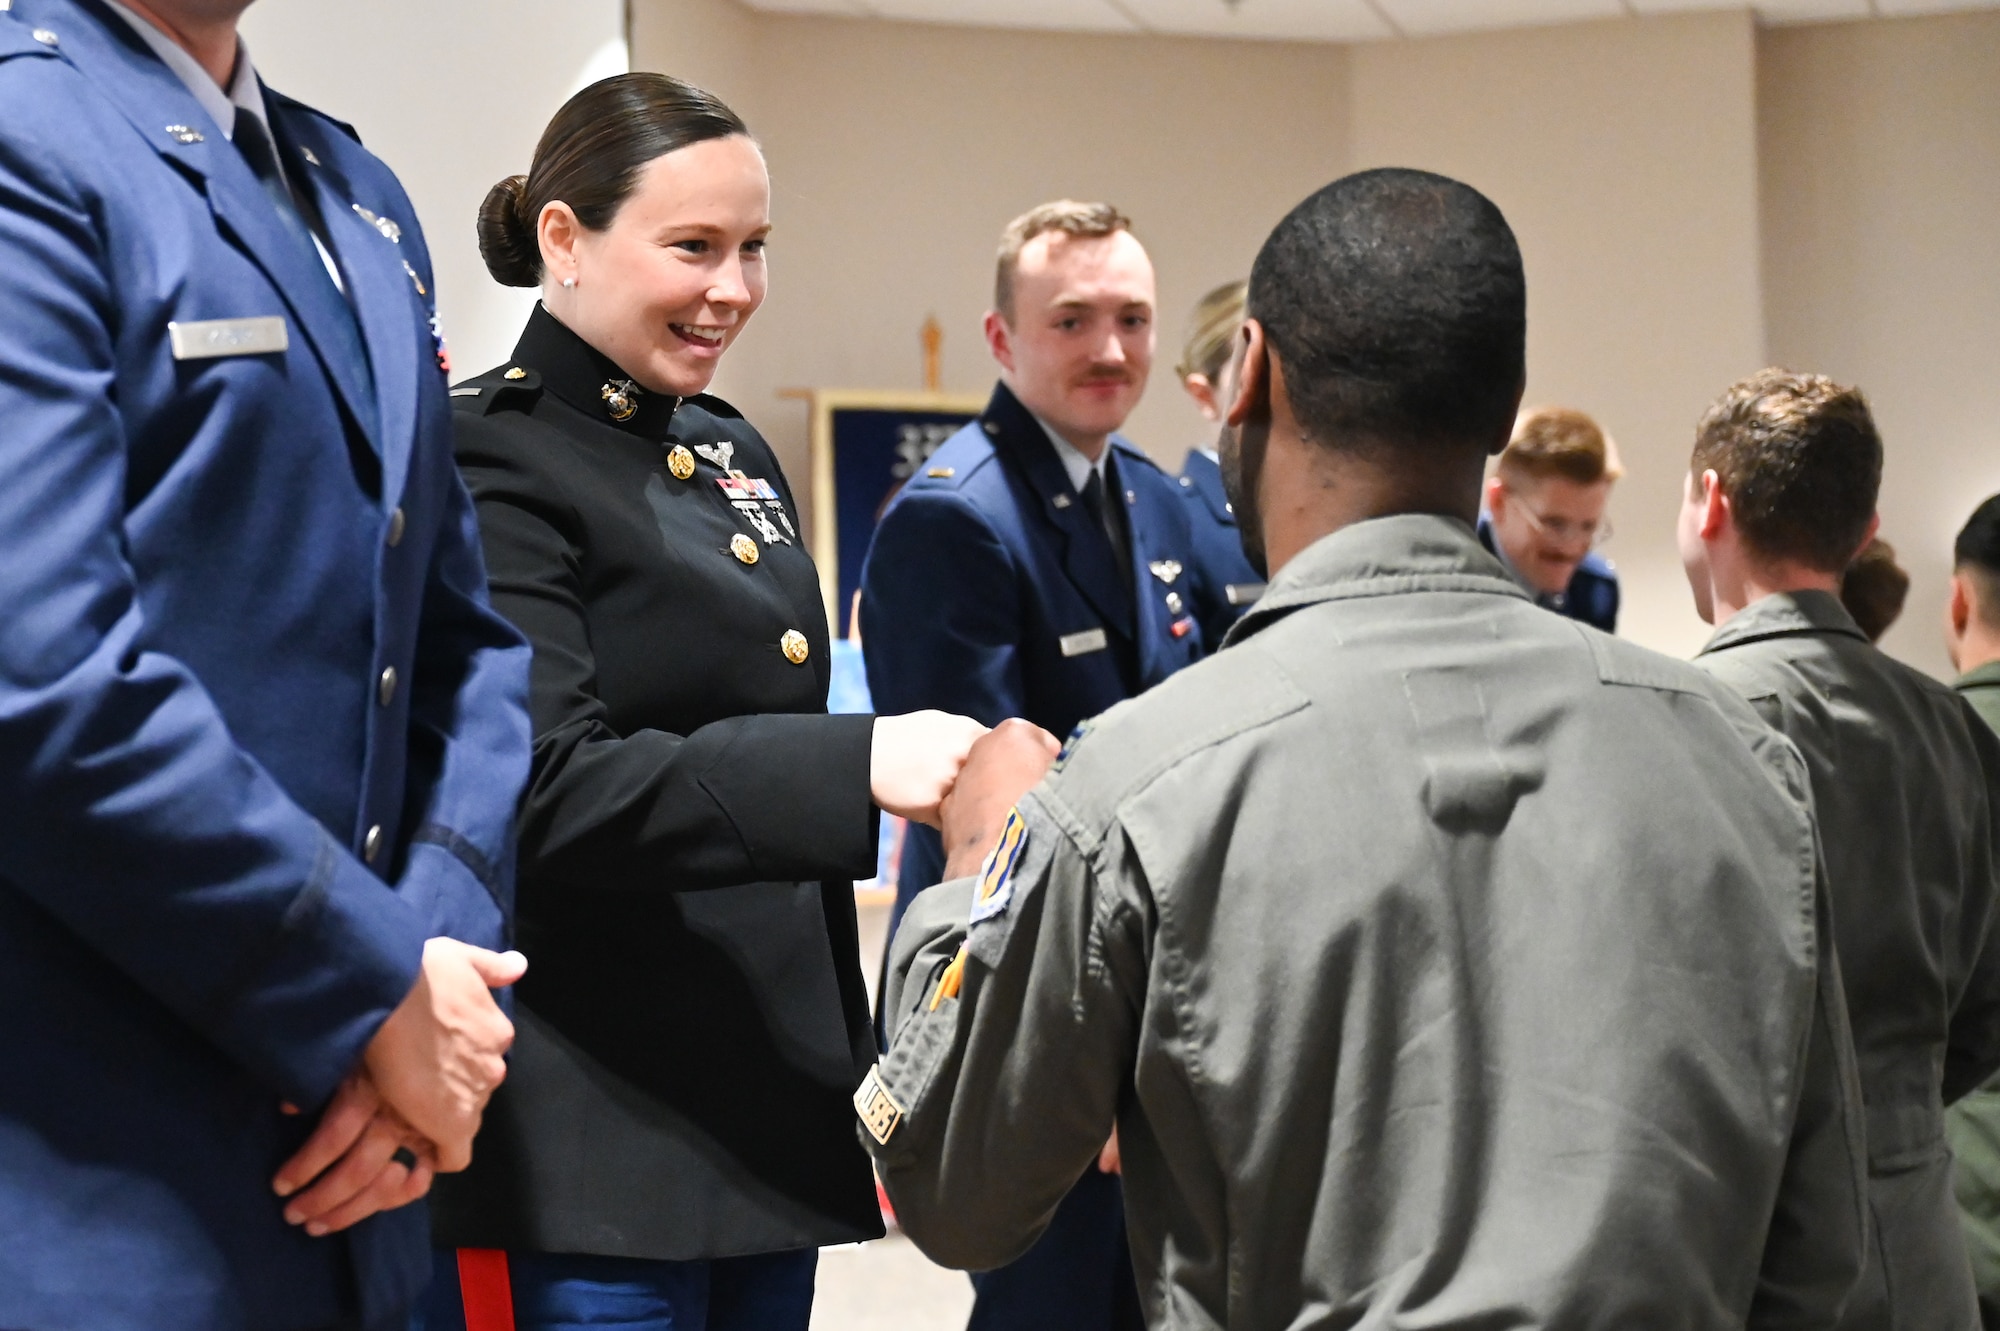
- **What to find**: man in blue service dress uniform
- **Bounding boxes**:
[860,201,1206,1331]
[1478,405,1622,632]
[0,3,533,1330]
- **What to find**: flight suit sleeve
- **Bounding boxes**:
[0,98,427,1109]
[456,415,879,891]
[860,489,1028,728]
[858,792,1147,1271]
[1943,710,2000,1103]
[1750,852,1870,1329]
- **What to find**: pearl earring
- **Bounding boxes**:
[561,277,576,289]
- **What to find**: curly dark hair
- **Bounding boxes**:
[1690,368,1882,575]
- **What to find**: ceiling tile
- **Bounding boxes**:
[739,0,871,11]
[863,0,1139,31]
[1874,0,2000,16]
[1625,0,1739,15]
[1119,0,1398,41]
[1373,0,1624,36]
[1751,0,1868,22]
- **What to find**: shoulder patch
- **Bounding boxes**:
[969,807,1029,927]
[449,366,543,416]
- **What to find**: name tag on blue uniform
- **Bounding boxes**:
[168,317,289,360]
[1060,628,1108,658]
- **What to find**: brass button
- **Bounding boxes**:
[386,507,405,547]
[503,366,526,380]
[378,667,398,706]
[781,630,809,665]
[668,445,696,481]
[730,533,760,566]
[363,825,383,864]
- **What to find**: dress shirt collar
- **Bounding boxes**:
[101,0,268,143]
[1030,411,1113,496]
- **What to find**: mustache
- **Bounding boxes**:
[1073,369,1136,386]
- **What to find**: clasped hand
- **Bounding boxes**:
[272,936,525,1235]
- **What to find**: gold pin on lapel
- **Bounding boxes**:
[602,379,638,422]
[504,367,527,380]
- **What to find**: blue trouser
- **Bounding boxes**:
[968,1169,1144,1331]
[413,1247,817,1331]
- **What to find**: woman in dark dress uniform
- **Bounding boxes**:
[414,74,982,1331]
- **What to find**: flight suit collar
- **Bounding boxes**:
[1957,660,2000,694]
[1696,589,1869,658]
[514,303,683,438]
[980,381,1136,641]
[1226,514,1527,648]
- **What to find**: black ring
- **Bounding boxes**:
[391,1146,419,1173]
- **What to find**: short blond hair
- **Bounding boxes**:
[1498,406,1622,486]
[995,200,1132,321]
[1176,280,1247,382]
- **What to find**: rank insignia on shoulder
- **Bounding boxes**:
[854,1065,905,1146]
[970,807,1027,926]
[1149,560,1183,584]
[1054,721,1091,771]
[926,466,955,479]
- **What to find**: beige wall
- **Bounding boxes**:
[630,2,1997,675]
[1760,12,2000,680]
[1352,11,1763,659]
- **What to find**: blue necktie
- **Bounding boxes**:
[233,110,378,433]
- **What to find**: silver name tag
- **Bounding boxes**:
[1224,582,1267,606]
[168,316,289,360]
[1060,628,1108,658]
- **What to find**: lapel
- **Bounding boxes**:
[271,95,421,502]
[1113,438,1169,667]
[58,1,382,458]
[984,384,1135,641]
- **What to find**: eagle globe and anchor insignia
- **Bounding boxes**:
[602,378,640,422]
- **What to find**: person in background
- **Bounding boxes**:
[416,74,982,1331]
[1943,492,2000,1330]
[0,1,536,1327]
[1480,406,1622,632]
[861,199,1212,1331]
[1174,279,1265,632]
[1842,536,1912,642]
[1684,370,2000,1331]
[859,168,1868,1330]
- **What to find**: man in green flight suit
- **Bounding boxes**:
[853,168,1870,1330]
[1943,492,2000,1329]
[1683,376,2000,1331]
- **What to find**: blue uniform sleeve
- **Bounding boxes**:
[392,456,533,951]
[860,489,1026,727]
[0,94,426,1109]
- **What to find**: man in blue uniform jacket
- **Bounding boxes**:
[0,3,534,1329]
[1478,405,1622,633]
[1179,448,1267,632]
[860,201,1205,1331]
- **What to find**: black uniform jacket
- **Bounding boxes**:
[429,305,885,1259]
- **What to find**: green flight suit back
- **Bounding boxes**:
[1698,596,2000,1331]
[1945,659,2000,1329]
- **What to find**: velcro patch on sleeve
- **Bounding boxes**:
[969,806,1028,927]
[854,1063,906,1146]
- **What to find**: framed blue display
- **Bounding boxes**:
[794,389,986,638]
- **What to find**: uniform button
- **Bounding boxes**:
[730,533,760,565]
[386,507,405,547]
[363,825,383,864]
[668,445,696,481]
[781,630,809,665]
[32,28,58,46]
[378,667,398,706]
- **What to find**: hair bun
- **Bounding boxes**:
[477,175,541,287]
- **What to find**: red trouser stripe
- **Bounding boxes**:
[456,1248,515,1331]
